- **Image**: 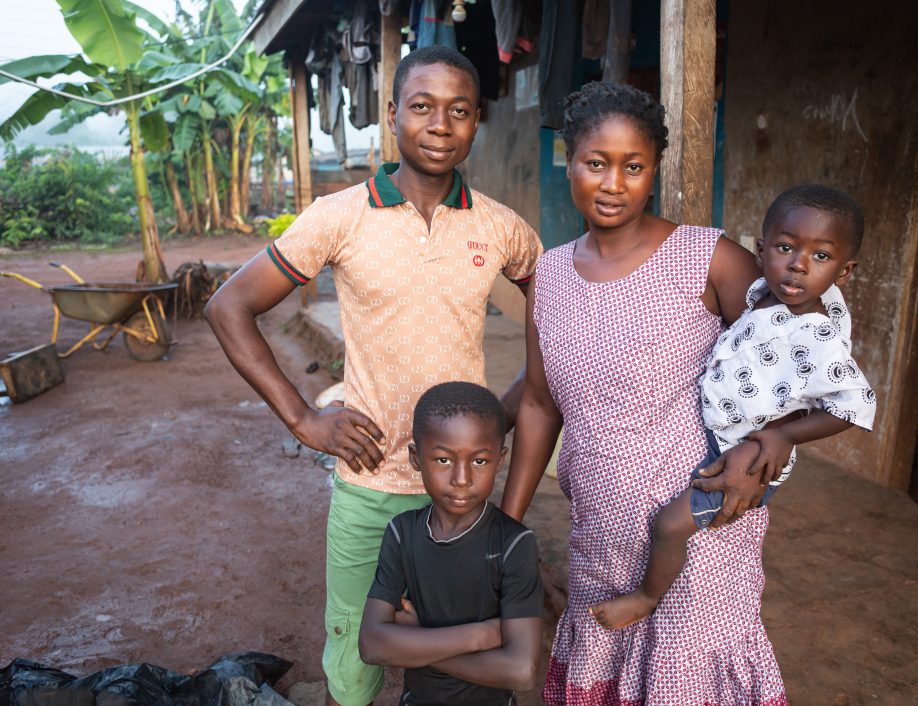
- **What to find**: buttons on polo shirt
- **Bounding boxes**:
[419,236,427,243]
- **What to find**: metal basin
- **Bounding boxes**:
[49,283,177,324]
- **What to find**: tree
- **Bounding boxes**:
[0,0,173,282]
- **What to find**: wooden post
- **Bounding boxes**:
[286,52,318,306]
[378,10,401,163]
[287,52,313,213]
[659,0,716,225]
[879,186,918,490]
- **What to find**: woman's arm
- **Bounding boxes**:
[358,598,501,668]
[691,236,766,524]
[431,617,542,692]
[501,276,563,522]
[702,235,761,325]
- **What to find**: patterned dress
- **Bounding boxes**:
[534,226,788,706]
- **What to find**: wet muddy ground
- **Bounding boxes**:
[1,236,916,705]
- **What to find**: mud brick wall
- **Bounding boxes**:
[722,1,918,489]
[463,60,542,324]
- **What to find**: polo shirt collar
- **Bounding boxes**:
[366,162,473,209]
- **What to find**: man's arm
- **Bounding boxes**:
[358,598,501,668]
[204,250,385,472]
[432,617,542,692]
[501,277,563,522]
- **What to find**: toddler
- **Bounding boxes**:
[591,184,877,630]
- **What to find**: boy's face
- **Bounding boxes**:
[756,206,858,315]
[387,63,480,177]
[409,413,506,526]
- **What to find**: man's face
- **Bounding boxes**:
[387,63,480,177]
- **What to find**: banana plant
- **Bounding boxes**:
[0,0,171,282]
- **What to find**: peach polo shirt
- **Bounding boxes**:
[269,163,542,494]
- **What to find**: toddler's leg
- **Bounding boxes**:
[589,490,698,630]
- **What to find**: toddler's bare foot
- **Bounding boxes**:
[588,592,658,630]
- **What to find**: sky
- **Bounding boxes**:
[0,0,376,154]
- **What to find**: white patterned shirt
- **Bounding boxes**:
[700,278,875,484]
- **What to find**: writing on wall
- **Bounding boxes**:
[802,87,868,143]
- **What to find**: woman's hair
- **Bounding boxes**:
[412,381,506,446]
[561,82,668,159]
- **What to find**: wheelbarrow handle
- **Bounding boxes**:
[49,262,85,284]
[0,271,45,290]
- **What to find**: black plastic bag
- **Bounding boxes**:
[0,652,293,706]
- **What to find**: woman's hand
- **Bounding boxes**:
[692,440,767,527]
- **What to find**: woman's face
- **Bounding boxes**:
[567,115,658,234]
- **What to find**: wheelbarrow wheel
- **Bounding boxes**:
[123,310,171,361]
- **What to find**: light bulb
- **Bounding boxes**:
[451,4,467,22]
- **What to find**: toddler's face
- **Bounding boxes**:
[757,206,857,315]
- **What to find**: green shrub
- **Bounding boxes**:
[0,144,137,248]
[266,212,296,238]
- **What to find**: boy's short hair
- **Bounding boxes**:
[561,81,669,159]
[413,382,506,445]
[392,46,481,107]
[763,184,865,256]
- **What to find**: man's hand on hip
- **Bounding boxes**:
[294,402,386,473]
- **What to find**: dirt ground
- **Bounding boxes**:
[1,236,916,705]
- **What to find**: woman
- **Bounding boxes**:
[501,82,787,705]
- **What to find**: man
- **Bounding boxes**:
[205,46,542,706]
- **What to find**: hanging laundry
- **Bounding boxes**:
[342,0,380,129]
[307,26,348,164]
[345,60,379,129]
[416,0,457,50]
[454,0,501,101]
[582,0,610,59]
[540,0,584,129]
[490,0,536,64]
[343,0,376,64]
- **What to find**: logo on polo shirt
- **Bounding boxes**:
[472,254,485,267]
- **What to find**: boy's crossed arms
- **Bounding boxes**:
[360,587,541,690]
[359,382,544,705]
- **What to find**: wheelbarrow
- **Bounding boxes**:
[1,263,177,361]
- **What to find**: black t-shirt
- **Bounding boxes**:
[367,502,543,706]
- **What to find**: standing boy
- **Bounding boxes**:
[204,46,542,706]
[359,382,543,705]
